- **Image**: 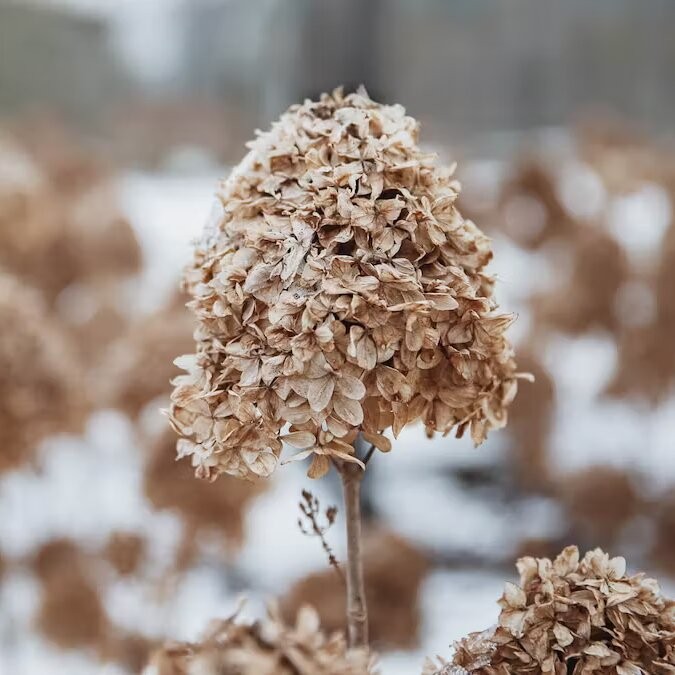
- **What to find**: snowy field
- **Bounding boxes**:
[2,143,675,673]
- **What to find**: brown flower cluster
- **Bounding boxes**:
[103,531,147,577]
[557,466,642,550]
[149,605,376,675]
[607,219,675,403]
[0,273,87,472]
[33,539,109,652]
[169,87,518,481]
[651,488,675,575]
[96,292,196,418]
[32,538,155,672]
[532,226,630,337]
[497,159,577,250]
[505,349,555,492]
[0,131,141,305]
[144,429,265,551]
[446,546,675,674]
[0,125,143,389]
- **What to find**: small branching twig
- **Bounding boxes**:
[298,489,345,583]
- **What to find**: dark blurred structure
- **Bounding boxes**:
[0,3,129,128]
[2,0,674,165]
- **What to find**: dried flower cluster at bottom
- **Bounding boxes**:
[169,87,518,481]
[148,605,376,675]
[433,546,675,674]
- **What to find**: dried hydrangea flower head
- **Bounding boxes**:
[440,546,675,674]
[148,605,376,675]
[169,87,518,481]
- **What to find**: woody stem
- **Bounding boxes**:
[339,461,368,648]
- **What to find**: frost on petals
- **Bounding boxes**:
[168,87,519,481]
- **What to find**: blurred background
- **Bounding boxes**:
[1,0,675,673]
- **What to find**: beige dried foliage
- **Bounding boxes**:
[506,350,555,492]
[32,539,110,651]
[606,322,675,404]
[557,466,642,550]
[441,546,675,674]
[281,530,429,651]
[144,429,264,548]
[149,605,377,675]
[498,159,576,249]
[0,273,88,472]
[576,117,675,195]
[100,631,156,674]
[654,221,675,342]
[514,537,568,564]
[607,221,675,403]
[533,225,630,337]
[103,531,147,577]
[0,130,141,304]
[66,294,129,367]
[32,538,157,669]
[651,488,675,575]
[96,293,195,418]
[169,87,518,481]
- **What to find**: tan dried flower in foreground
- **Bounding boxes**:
[442,546,675,674]
[148,605,376,675]
[169,87,518,481]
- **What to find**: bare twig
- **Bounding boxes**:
[297,489,344,583]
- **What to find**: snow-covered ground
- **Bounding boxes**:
[2,155,675,673]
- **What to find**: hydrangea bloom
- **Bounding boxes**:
[430,546,675,674]
[149,605,375,675]
[169,88,518,481]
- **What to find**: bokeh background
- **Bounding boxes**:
[1,1,675,673]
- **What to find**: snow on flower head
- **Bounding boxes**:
[168,87,519,481]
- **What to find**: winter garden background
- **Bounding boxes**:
[1,1,675,673]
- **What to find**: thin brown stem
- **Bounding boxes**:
[338,461,368,648]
